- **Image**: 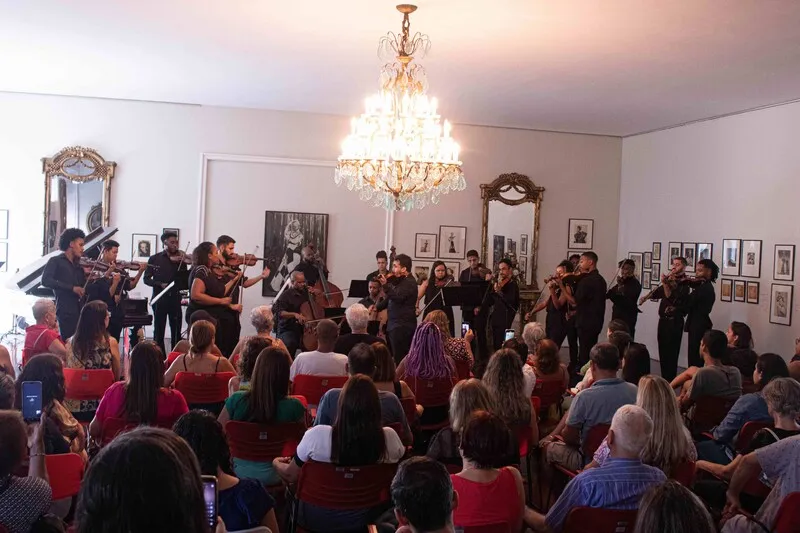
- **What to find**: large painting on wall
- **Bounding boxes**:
[262,210,329,297]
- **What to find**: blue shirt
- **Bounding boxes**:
[712,392,771,443]
[218,478,275,532]
[545,458,666,533]
[567,378,638,443]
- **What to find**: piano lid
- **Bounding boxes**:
[6,226,119,296]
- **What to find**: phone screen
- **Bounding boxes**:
[504,329,515,342]
[461,322,469,337]
[21,381,43,422]
[202,475,217,529]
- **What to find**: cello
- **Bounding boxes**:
[299,244,345,351]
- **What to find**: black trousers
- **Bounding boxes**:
[153,298,183,355]
[57,312,79,341]
[577,326,602,368]
[566,320,579,367]
[687,324,706,369]
[278,330,301,358]
[657,317,684,382]
[388,325,416,365]
[464,310,489,377]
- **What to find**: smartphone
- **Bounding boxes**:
[21,381,43,422]
[504,329,515,342]
[202,475,218,529]
[461,322,470,337]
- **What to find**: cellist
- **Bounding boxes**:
[272,271,309,357]
[293,246,329,286]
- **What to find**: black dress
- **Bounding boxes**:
[684,281,715,368]
[422,280,455,336]
[186,266,238,357]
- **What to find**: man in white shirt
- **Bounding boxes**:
[289,319,348,381]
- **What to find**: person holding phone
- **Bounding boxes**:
[423,311,474,372]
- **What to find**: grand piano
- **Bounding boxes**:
[7,226,153,330]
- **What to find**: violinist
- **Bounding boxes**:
[373,253,418,364]
[85,239,146,341]
[605,259,642,339]
[683,258,719,368]
[641,256,689,381]
[365,250,389,281]
[417,261,456,336]
[293,246,329,287]
[359,279,383,309]
[484,258,520,350]
[562,251,607,371]
[527,260,574,350]
[459,250,490,363]
[186,242,243,357]
[42,228,87,340]
[272,270,309,356]
[144,231,189,354]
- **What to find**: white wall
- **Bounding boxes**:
[0,91,621,349]
[620,101,800,364]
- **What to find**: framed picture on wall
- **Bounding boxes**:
[682,242,697,273]
[740,240,762,278]
[0,242,7,272]
[652,242,661,261]
[720,279,732,302]
[413,265,430,285]
[697,242,713,262]
[444,261,460,279]
[643,252,652,269]
[414,233,437,259]
[733,280,746,302]
[262,210,329,297]
[651,263,661,281]
[774,244,795,281]
[746,281,760,305]
[642,274,651,290]
[131,234,158,262]
[722,239,741,277]
[0,209,8,239]
[628,252,643,281]
[439,225,466,259]
[518,256,528,285]
[520,234,529,255]
[567,219,593,250]
[162,227,180,243]
[770,283,793,326]
[668,242,681,262]
[493,235,505,270]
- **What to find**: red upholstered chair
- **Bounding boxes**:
[225,421,306,492]
[689,396,738,435]
[63,368,115,403]
[45,453,85,500]
[735,421,773,454]
[548,424,611,507]
[290,375,348,406]
[562,507,637,533]
[400,396,418,427]
[407,376,456,431]
[768,491,800,533]
[174,371,234,415]
[99,417,139,446]
[532,378,567,420]
[454,359,471,381]
[458,523,510,533]
[671,460,697,488]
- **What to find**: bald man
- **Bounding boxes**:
[292,245,329,287]
[272,270,310,356]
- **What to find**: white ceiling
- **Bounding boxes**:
[2,0,800,136]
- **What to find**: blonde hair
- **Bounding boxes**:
[483,349,531,427]
[449,379,494,434]
[188,320,216,356]
[637,375,694,476]
[423,310,452,339]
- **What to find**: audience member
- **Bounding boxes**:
[371,342,420,417]
[164,320,235,387]
[170,310,223,359]
[527,405,666,532]
[75,427,217,533]
[0,373,14,409]
[230,305,287,357]
[391,457,458,533]
[173,410,279,532]
[726,321,757,380]
[423,310,474,371]
[15,354,85,458]
[621,342,651,385]
[89,341,188,442]
[335,304,385,355]
[633,481,716,533]
[289,319,348,380]
[521,321,546,363]
[0,411,52,533]
[274,375,405,531]
[484,348,538,447]
[23,298,67,365]
[218,345,307,484]
[314,343,412,445]
[574,328,632,393]
[541,343,637,471]
[674,329,742,411]
[587,375,696,477]
[502,337,536,396]
[228,336,273,394]
[65,300,121,413]
[451,411,525,532]
[0,345,14,379]
[530,339,569,390]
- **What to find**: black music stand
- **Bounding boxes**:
[348,280,369,299]
[443,283,486,308]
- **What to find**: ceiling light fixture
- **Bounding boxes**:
[334,4,465,211]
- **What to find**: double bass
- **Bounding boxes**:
[299,244,345,351]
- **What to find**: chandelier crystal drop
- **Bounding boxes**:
[334,4,466,211]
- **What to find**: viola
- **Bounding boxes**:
[224,252,258,268]
[167,253,193,265]
[560,271,590,284]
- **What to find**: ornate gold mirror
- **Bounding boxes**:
[42,146,115,254]
[481,173,544,324]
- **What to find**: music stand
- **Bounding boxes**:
[443,284,485,308]
[348,280,369,299]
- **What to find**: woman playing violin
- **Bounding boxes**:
[526,260,574,348]
[186,242,244,357]
[417,260,456,336]
[683,258,719,368]
[605,259,642,339]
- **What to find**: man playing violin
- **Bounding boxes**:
[484,258,520,350]
[365,250,389,281]
[85,239,146,341]
[144,231,189,355]
[605,259,642,340]
[373,253,418,364]
[272,270,310,357]
[562,251,607,372]
[417,260,456,336]
[42,228,87,340]
[459,250,490,363]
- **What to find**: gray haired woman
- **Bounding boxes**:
[230,305,288,358]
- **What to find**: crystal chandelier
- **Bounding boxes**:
[334,4,466,211]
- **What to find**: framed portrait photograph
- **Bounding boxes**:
[628,252,644,281]
[0,209,8,239]
[774,244,795,281]
[770,283,794,326]
[131,234,158,262]
[413,265,430,285]
[682,243,697,273]
[439,225,467,260]
[643,252,652,269]
[493,235,505,270]
[740,240,762,278]
[414,233,437,259]
[722,239,741,277]
[642,274,651,290]
[668,242,681,262]
[518,256,528,285]
[520,234,529,255]
[720,279,733,302]
[568,219,594,250]
[697,242,713,262]
[746,281,760,305]
[263,210,329,297]
[733,280,746,302]
[444,261,460,279]
[162,227,180,242]
[652,242,661,261]
[0,242,7,272]
[651,263,661,281]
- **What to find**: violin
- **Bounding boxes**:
[560,271,590,284]
[679,276,707,288]
[434,275,454,288]
[167,253,193,265]
[224,252,258,268]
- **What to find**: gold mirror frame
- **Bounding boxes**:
[480,172,545,325]
[42,146,116,254]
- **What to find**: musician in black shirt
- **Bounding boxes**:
[683,258,718,368]
[564,251,607,369]
[605,259,642,339]
[144,231,189,354]
[418,261,455,336]
[358,279,383,308]
[642,256,689,381]
[293,246,329,287]
[374,253,418,364]
[459,250,490,365]
[42,228,86,340]
[272,271,310,356]
[365,250,389,281]
[485,258,520,350]
[527,260,574,348]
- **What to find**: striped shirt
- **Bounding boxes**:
[545,458,666,533]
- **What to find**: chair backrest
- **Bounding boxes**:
[532,378,567,411]
[296,461,397,510]
[100,417,140,446]
[459,524,510,533]
[670,460,696,487]
[691,396,738,434]
[45,453,86,500]
[735,421,773,454]
[771,491,800,533]
[400,396,417,425]
[165,351,183,367]
[63,368,115,402]
[582,424,611,457]
[225,421,306,462]
[407,376,455,409]
[291,375,348,405]
[174,371,235,405]
[454,359,471,381]
[563,507,637,533]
